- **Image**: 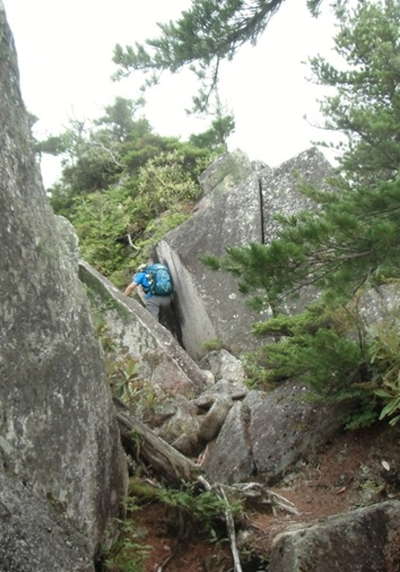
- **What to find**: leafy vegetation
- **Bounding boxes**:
[44,97,224,286]
[369,318,400,426]
[103,498,150,572]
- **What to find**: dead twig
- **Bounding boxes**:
[218,485,243,572]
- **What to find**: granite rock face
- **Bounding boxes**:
[269,501,400,572]
[157,148,334,359]
[0,5,127,567]
[157,168,263,358]
[0,472,93,572]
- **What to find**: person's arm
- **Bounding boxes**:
[124,282,137,296]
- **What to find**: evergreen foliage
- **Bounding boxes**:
[215,177,400,307]
[310,0,400,186]
[369,318,400,426]
[112,0,331,112]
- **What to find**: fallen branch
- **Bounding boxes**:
[229,482,300,516]
[218,485,243,572]
[114,398,200,483]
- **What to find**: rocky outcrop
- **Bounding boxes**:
[0,6,127,568]
[79,260,208,396]
[157,147,334,359]
[203,382,346,484]
[269,500,400,572]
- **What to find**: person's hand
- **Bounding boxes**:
[124,283,136,296]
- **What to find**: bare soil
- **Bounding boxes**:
[131,422,400,571]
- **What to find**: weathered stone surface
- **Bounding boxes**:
[157,395,199,443]
[204,402,256,483]
[269,500,400,572]
[193,380,247,410]
[198,148,258,197]
[157,148,334,359]
[204,383,345,484]
[157,165,262,358]
[79,261,208,396]
[0,472,93,572]
[199,349,245,384]
[260,147,333,242]
[0,5,127,563]
[358,282,400,332]
[157,149,267,359]
[198,395,233,443]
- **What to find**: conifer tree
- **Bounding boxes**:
[310,0,400,186]
[112,0,333,112]
[211,0,400,308]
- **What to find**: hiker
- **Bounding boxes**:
[123,261,173,320]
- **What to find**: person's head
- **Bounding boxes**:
[137,263,147,272]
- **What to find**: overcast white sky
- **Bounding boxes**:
[3,1,338,187]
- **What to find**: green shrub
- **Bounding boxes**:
[103,501,150,572]
[369,321,400,425]
[201,338,226,352]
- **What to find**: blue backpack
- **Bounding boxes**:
[145,263,173,296]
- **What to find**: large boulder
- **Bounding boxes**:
[0,5,127,567]
[157,148,334,360]
[79,261,208,396]
[0,472,93,572]
[157,161,263,359]
[269,500,400,572]
[203,382,346,484]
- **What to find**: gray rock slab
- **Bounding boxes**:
[198,395,233,443]
[204,383,345,484]
[269,500,400,572]
[198,149,258,197]
[157,166,263,359]
[0,5,127,560]
[247,384,344,480]
[157,148,334,360]
[79,261,208,396]
[0,472,93,572]
[203,402,256,483]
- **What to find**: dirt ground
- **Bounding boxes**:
[130,422,400,572]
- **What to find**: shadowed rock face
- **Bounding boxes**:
[0,6,127,566]
[203,382,346,484]
[157,148,334,360]
[0,472,93,572]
